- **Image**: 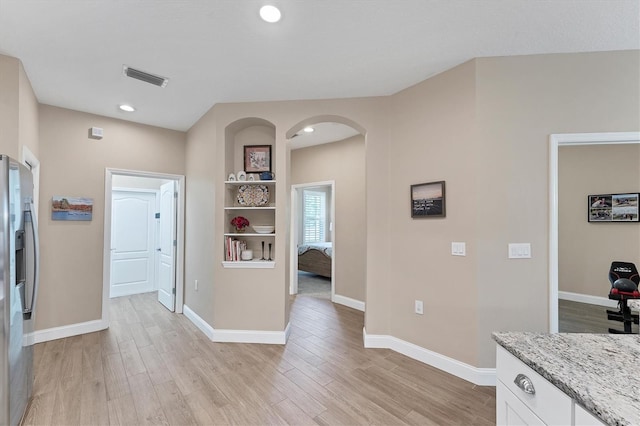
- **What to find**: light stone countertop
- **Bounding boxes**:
[493,332,640,426]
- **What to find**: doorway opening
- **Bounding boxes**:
[102,168,185,325]
[549,132,640,333]
[290,181,335,300]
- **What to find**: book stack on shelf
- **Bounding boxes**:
[225,237,247,261]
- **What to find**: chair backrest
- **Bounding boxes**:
[609,261,640,286]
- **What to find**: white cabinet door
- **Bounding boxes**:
[497,381,545,426]
[574,404,606,426]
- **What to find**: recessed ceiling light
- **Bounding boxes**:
[303,126,314,133]
[260,5,281,23]
[119,104,135,112]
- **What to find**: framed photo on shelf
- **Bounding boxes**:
[588,193,639,222]
[244,145,272,173]
[411,181,445,218]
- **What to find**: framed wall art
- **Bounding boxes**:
[411,181,445,218]
[588,193,639,222]
[51,196,93,221]
[244,145,272,173]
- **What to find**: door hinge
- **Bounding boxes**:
[155,212,160,219]
[172,288,176,295]
[173,239,177,246]
[174,192,178,199]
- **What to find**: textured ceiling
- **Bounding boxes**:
[0,0,638,132]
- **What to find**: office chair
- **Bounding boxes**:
[606,261,640,334]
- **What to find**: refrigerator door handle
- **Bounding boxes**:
[22,203,39,320]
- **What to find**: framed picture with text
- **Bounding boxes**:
[411,181,445,218]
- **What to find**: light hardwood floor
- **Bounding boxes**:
[24,292,495,425]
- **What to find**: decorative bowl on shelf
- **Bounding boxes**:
[252,225,275,234]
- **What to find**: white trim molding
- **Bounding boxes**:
[31,319,109,344]
[183,304,215,340]
[558,291,618,308]
[363,328,496,386]
[332,294,365,312]
[183,304,291,345]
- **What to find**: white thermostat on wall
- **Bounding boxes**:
[89,127,103,140]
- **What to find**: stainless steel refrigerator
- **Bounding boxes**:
[0,156,39,426]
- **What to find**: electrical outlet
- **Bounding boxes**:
[415,300,424,315]
[195,279,198,291]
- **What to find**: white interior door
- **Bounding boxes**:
[157,181,176,311]
[110,190,157,298]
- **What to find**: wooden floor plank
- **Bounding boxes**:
[26,291,496,425]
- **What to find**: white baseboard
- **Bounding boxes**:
[183,304,215,340]
[32,318,109,344]
[183,304,290,345]
[332,294,365,312]
[558,291,617,308]
[362,327,495,386]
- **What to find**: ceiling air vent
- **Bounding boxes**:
[123,65,169,88]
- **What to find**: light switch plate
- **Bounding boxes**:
[451,242,466,256]
[508,243,531,259]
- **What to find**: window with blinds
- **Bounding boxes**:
[302,189,326,244]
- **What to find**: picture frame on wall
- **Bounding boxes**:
[51,196,93,221]
[411,181,446,218]
[244,145,272,173]
[588,193,639,222]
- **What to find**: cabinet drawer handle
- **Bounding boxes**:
[514,374,536,394]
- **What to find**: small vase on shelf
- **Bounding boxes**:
[235,227,245,233]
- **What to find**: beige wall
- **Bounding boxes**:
[291,135,366,302]
[184,50,639,369]
[0,55,20,158]
[0,54,39,160]
[36,105,186,330]
[473,50,640,366]
[559,144,640,296]
[185,99,389,333]
[4,47,637,372]
[387,60,480,364]
[183,106,218,326]
[19,60,39,159]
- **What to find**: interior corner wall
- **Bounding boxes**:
[37,104,186,331]
[474,50,640,367]
[184,107,217,327]
[18,60,39,159]
[386,60,480,366]
[291,135,366,302]
[558,144,640,297]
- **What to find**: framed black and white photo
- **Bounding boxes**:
[244,145,272,173]
[411,181,445,218]
[588,193,639,222]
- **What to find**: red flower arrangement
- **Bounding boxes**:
[230,216,250,230]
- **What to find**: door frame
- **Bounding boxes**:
[103,168,185,324]
[549,131,640,333]
[290,180,336,299]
